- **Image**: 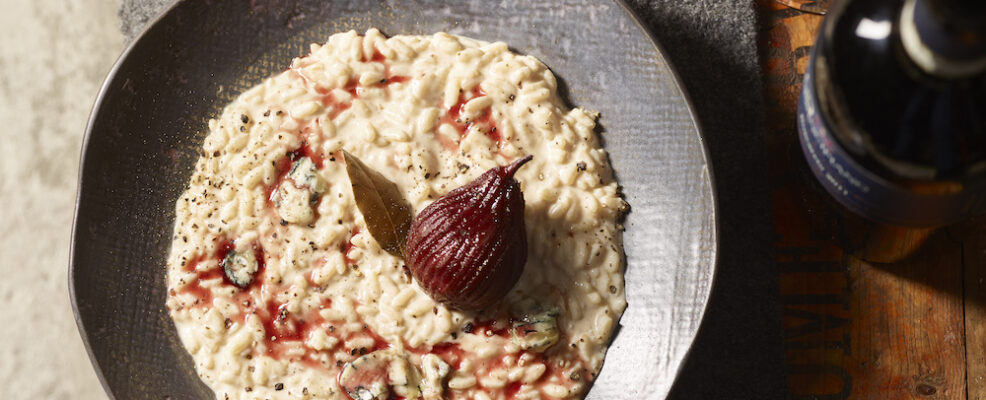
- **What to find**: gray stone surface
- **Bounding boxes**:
[0,0,122,399]
[119,0,174,42]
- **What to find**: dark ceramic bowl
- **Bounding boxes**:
[71,1,717,398]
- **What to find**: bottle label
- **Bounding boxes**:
[798,50,986,227]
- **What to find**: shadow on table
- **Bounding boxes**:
[620,0,790,398]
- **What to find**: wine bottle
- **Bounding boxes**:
[798,0,986,230]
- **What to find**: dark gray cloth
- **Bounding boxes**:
[120,1,786,398]
[620,2,787,399]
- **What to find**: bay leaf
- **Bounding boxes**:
[343,150,413,257]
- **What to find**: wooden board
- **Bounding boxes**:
[759,1,986,398]
[774,0,832,14]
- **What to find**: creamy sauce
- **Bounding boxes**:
[166,29,627,400]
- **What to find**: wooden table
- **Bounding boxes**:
[759,1,986,399]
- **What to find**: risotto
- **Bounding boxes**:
[166,29,627,400]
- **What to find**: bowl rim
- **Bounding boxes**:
[69,1,720,398]
[69,1,187,398]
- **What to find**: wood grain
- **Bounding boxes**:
[759,0,986,398]
[774,0,833,14]
[955,215,986,400]
[846,233,965,399]
[761,2,853,397]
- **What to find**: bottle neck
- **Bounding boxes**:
[900,0,986,79]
